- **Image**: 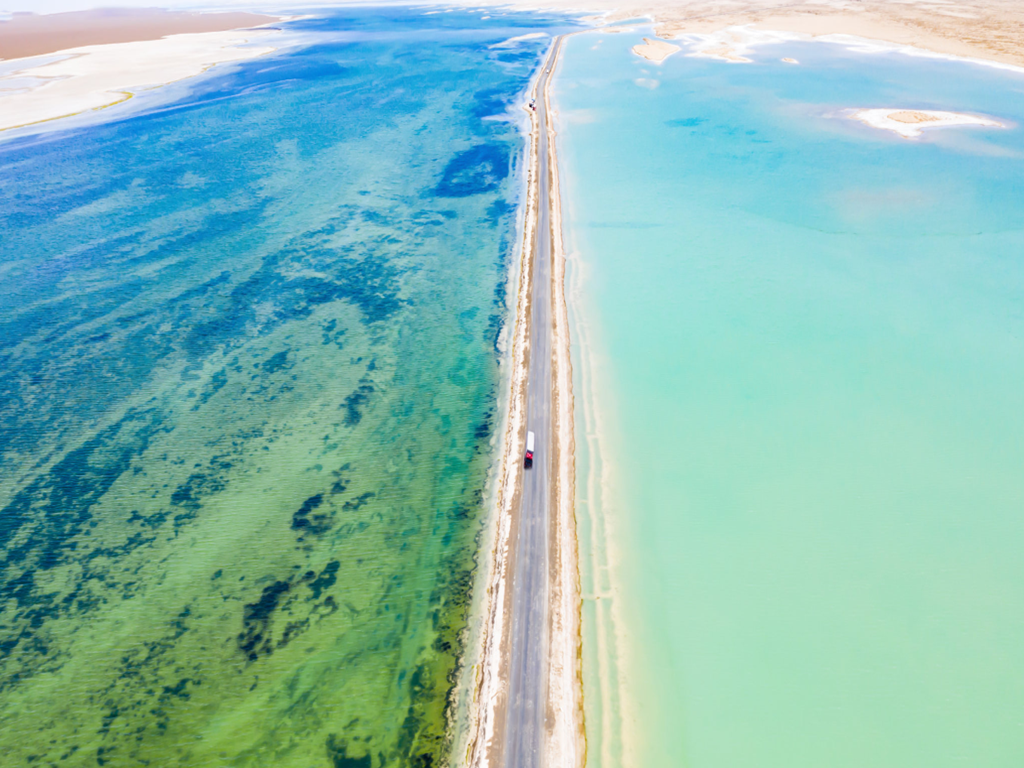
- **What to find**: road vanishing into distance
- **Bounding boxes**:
[502,38,561,768]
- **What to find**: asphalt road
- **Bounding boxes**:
[502,39,560,768]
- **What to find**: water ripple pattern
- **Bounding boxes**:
[0,7,572,767]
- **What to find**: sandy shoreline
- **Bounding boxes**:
[0,10,282,134]
[463,42,548,768]
[463,34,584,768]
[0,8,277,61]
[543,35,586,768]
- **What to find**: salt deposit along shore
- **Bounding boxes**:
[848,108,1005,138]
[0,14,281,134]
[464,34,583,768]
[631,37,681,63]
[485,0,1024,71]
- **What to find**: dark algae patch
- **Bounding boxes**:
[436,144,511,198]
[0,6,576,767]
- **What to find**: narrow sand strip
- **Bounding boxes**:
[463,35,584,768]
[464,42,547,768]
[544,35,586,768]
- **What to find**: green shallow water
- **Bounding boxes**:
[0,8,573,767]
[557,30,1024,768]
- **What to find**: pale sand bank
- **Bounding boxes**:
[0,29,278,133]
[464,44,549,768]
[0,9,277,61]
[544,36,585,768]
[849,108,1005,138]
[631,37,680,63]
[463,35,583,768]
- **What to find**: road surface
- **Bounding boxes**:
[502,38,560,768]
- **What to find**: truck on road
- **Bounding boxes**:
[524,430,535,469]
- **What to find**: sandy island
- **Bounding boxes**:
[0,9,280,133]
[849,108,1005,138]
[632,37,681,63]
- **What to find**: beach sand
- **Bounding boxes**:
[0,10,280,134]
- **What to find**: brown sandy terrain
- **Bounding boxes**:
[492,0,1024,70]
[889,110,942,123]
[543,35,586,768]
[632,36,681,62]
[651,1,1024,69]
[0,8,277,61]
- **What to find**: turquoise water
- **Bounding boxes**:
[0,8,574,766]
[557,32,1024,768]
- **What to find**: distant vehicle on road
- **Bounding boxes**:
[525,430,535,468]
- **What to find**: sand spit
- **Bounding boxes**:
[0,22,280,133]
[0,8,277,61]
[463,35,583,768]
[464,43,548,768]
[543,36,586,768]
[631,37,681,63]
[849,108,1005,138]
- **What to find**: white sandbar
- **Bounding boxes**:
[0,29,278,133]
[849,108,1004,138]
